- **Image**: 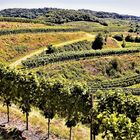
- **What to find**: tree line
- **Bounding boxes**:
[0,64,140,140]
[1,8,139,24]
[113,34,140,43]
[79,9,140,21]
[0,8,108,25]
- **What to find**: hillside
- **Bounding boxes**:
[79,9,140,21]
[0,6,140,140]
[0,8,140,24]
[0,8,107,25]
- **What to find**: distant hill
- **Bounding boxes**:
[79,9,140,21]
[0,8,139,24]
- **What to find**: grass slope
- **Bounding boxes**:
[9,33,94,67]
[0,22,48,30]
[63,20,130,32]
[30,53,140,83]
[0,32,89,64]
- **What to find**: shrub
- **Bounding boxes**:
[106,58,121,77]
[121,40,126,48]
[46,45,57,54]
[125,35,135,42]
[92,33,104,50]
[128,28,134,32]
[113,34,123,41]
[135,37,140,43]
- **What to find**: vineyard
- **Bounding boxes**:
[0,6,140,140]
[0,65,140,140]
[0,28,79,36]
[22,47,140,68]
[54,40,92,53]
[90,74,140,90]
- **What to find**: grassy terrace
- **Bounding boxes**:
[0,21,49,30]
[0,32,89,63]
[63,20,130,32]
[28,53,140,88]
[0,28,79,36]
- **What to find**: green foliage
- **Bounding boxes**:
[135,36,140,43]
[0,65,140,139]
[15,72,39,130]
[90,74,140,89]
[98,89,140,122]
[128,28,135,32]
[128,23,140,34]
[56,40,92,53]
[113,34,123,41]
[0,66,17,122]
[63,21,129,33]
[125,35,135,42]
[92,33,104,50]
[0,127,25,140]
[14,46,28,54]
[44,40,92,55]
[46,45,57,54]
[98,112,140,140]
[122,39,126,48]
[45,9,108,26]
[0,28,79,36]
[0,8,108,26]
[96,89,140,139]
[106,58,121,77]
[22,47,140,68]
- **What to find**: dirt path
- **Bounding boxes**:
[9,33,95,68]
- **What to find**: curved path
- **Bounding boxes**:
[9,33,95,67]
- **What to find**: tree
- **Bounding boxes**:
[82,92,100,140]
[125,35,135,42]
[37,79,67,139]
[64,83,91,140]
[0,66,16,123]
[16,72,39,130]
[46,45,57,54]
[113,34,123,41]
[92,33,104,50]
[135,36,140,43]
[122,39,126,48]
[48,80,89,140]
[37,78,55,139]
[82,89,140,140]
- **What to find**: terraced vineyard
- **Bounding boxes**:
[90,74,140,89]
[0,8,140,140]
[22,47,140,68]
